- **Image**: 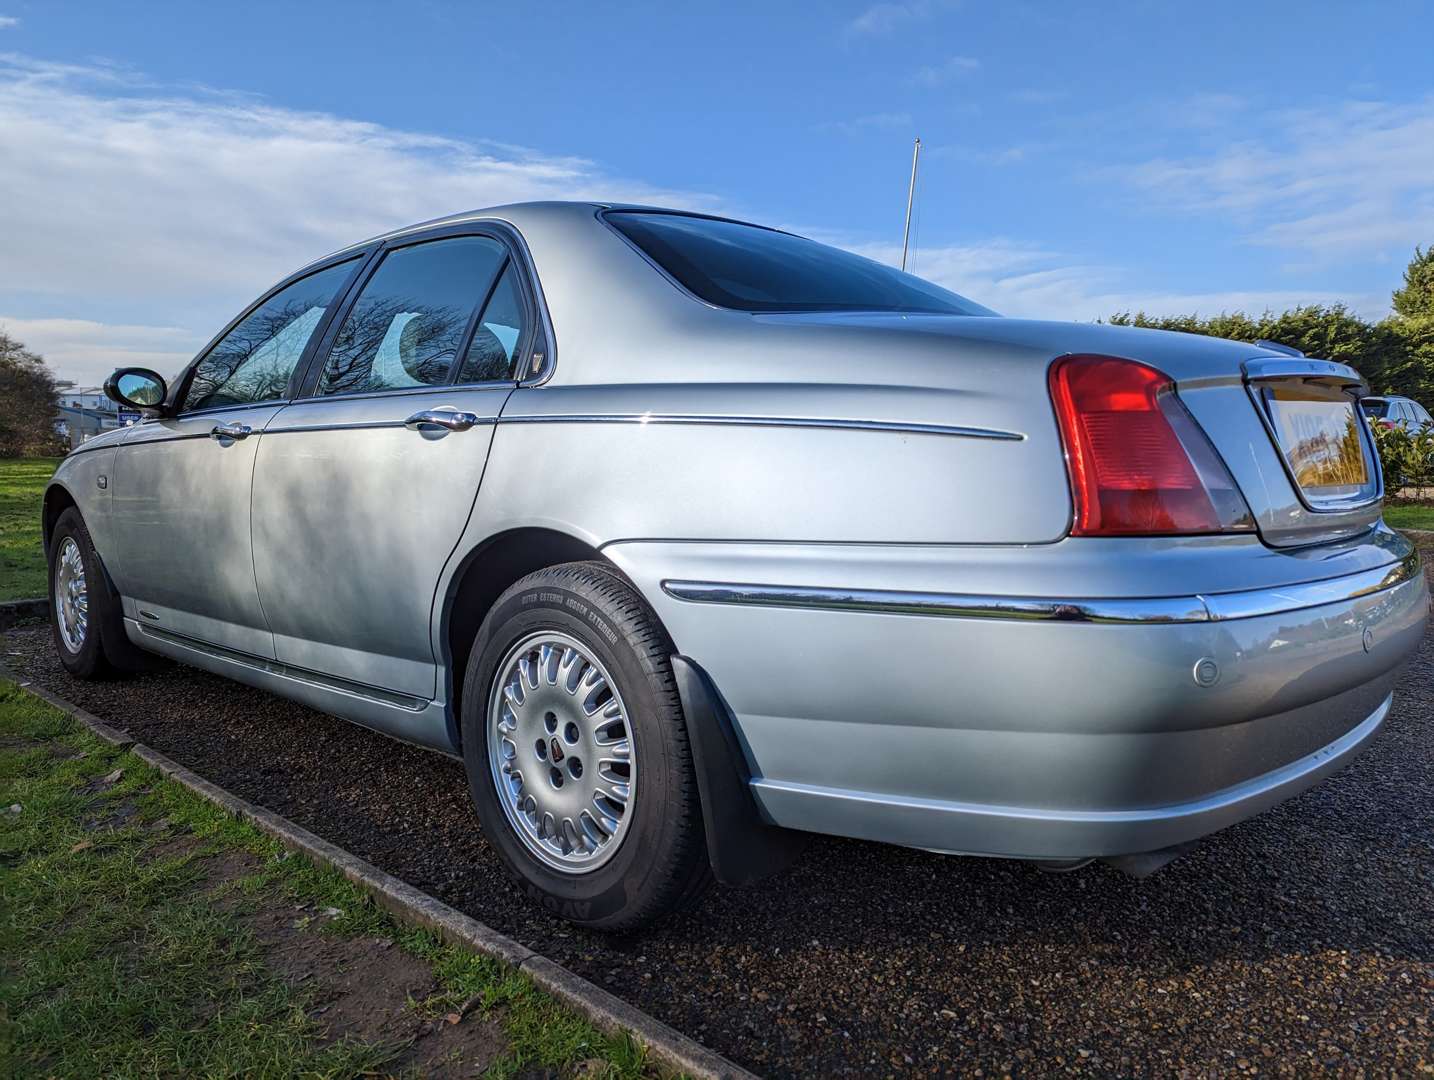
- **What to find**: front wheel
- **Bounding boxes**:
[461,562,711,930]
[48,507,137,679]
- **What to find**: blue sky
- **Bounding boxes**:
[2,0,1432,384]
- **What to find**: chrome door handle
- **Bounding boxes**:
[210,421,251,441]
[404,409,481,432]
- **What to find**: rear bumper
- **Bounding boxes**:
[751,682,1394,858]
[608,534,1429,859]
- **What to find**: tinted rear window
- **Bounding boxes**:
[1360,399,1391,418]
[606,211,996,316]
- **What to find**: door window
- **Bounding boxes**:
[456,262,529,384]
[183,258,359,412]
[315,237,508,396]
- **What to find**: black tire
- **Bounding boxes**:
[461,561,712,931]
[48,507,147,679]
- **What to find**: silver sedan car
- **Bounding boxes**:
[46,202,1428,929]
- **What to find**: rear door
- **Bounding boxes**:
[108,256,364,656]
[251,227,542,698]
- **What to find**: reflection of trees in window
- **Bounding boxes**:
[187,301,324,410]
[316,237,510,396]
[460,326,511,383]
[183,259,355,412]
[318,296,470,395]
[1289,414,1367,488]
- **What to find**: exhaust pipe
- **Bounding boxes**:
[1100,841,1200,878]
[1031,841,1200,879]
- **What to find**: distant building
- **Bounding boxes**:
[53,382,135,450]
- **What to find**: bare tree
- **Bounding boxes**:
[0,331,64,457]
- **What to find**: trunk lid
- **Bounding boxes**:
[1174,356,1381,548]
[718,314,1384,548]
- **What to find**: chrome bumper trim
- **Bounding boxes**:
[661,548,1422,626]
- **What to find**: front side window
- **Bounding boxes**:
[316,237,508,396]
[606,210,997,316]
[183,258,359,412]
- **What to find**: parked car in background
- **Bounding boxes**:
[1361,395,1432,431]
[43,203,1429,929]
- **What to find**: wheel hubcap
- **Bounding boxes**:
[487,631,635,872]
[54,537,88,653]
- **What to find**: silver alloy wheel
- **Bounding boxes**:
[54,536,89,653]
[487,631,636,873]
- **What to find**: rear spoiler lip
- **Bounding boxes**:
[1243,356,1368,394]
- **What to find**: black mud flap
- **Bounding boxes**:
[671,655,809,886]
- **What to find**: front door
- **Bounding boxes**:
[107,256,363,656]
[252,231,537,699]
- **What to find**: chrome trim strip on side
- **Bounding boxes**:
[136,624,429,711]
[265,421,410,434]
[662,581,1209,624]
[661,549,1422,626]
[496,413,1025,441]
[263,418,499,435]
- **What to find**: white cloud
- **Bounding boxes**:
[848,239,1387,322]
[0,52,717,382]
[1009,88,1065,105]
[930,142,1032,166]
[818,111,913,135]
[845,1,941,36]
[1125,95,1434,260]
[0,317,199,386]
[911,55,979,87]
[0,16,18,29]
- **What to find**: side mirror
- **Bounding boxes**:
[103,368,169,415]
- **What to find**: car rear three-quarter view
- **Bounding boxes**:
[45,202,1429,930]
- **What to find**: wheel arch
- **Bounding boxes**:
[439,527,627,750]
[41,482,80,556]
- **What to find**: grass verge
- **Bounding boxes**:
[0,457,59,602]
[0,677,653,1079]
[1383,502,1434,531]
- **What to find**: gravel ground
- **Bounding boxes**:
[6,607,1433,1078]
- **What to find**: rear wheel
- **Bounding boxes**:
[461,562,711,930]
[48,507,147,679]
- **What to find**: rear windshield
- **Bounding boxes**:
[606,211,997,316]
[1360,399,1391,418]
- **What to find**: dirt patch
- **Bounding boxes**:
[247,901,507,1077]
[62,784,509,1078]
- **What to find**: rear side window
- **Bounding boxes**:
[606,211,997,316]
[456,263,528,383]
[183,258,358,412]
[316,237,508,396]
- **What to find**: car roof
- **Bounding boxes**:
[318,200,768,263]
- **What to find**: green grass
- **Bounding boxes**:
[0,457,59,601]
[1383,503,1434,531]
[0,679,656,1079]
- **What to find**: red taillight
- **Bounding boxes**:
[1049,354,1254,536]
